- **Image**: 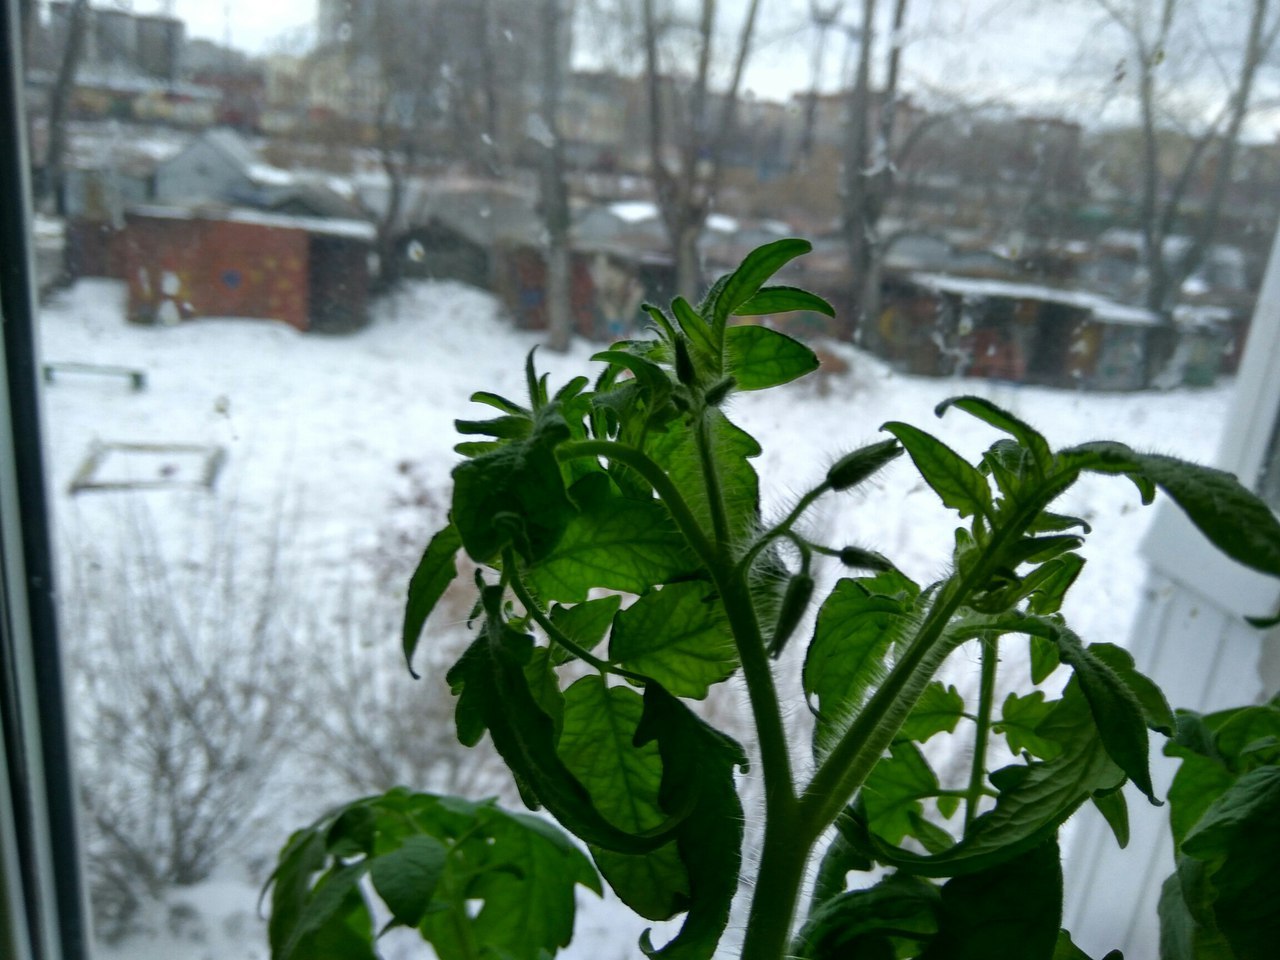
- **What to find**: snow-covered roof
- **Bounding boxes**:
[128,204,376,242]
[910,272,1161,326]
[248,163,296,187]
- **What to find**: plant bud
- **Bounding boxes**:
[838,546,892,571]
[826,439,902,491]
[704,376,736,406]
[674,336,697,386]
[768,573,814,658]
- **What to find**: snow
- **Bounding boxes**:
[37,279,1237,959]
[608,200,660,223]
[247,162,297,187]
[127,203,377,241]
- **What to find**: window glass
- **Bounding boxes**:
[17,1,1280,958]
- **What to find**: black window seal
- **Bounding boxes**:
[0,1,90,958]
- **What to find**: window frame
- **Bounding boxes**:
[0,2,90,959]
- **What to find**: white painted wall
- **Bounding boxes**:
[1062,224,1280,958]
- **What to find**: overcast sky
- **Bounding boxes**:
[124,1,1280,138]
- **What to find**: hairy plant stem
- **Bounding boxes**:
[561,437,805,958]
[800,483,1057,840]
[965,635,999,829]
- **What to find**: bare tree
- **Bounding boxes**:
[1093,0,1280,314]
[641,0,763,299]
[36,0,90,212]
[842,0,910,332]
[540,0,575,351]
[801,1,845,162]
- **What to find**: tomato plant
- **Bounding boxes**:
[268,240,1280,960]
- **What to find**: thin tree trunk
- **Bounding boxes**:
[843,0,876,327]
[541,0,574,351]
[38,0,90,212]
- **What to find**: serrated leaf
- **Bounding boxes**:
[882,421,992,519]
[635,685,747,960]
[403,523,463,677]
[983,615,1159,804]
[840,688,1124,878]
[369,835,447,929]
[898,682,966,743]
[557,677,690,921]
[862,742,942,846]
[918,839,1063,960]
[446,592,675,855]
[526,476,694,603]
[451,416,574,564]
[734,284,835,318]
[995,691,1062,760]
[723,324,820,390]
[711,238,813,331]
[610,582,737,698]
[804,580,916,742]
[936,396,1053,474]
[549,595,622,665]
[455,806,602,960]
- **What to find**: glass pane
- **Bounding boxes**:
[16,1,1280,959]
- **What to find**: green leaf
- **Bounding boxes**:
[795,874,941,960]
[919,839,1063,960]
[548,595,622,665]
[710,238,813,331]
[936,396,1053,474]
[1158,870,1232,960]
[446,592,675,855]
[1025,554,1086,616]
[1053,928,1124,960]
[451,416,574,564]
[842,688,1124,878]
[804,579,916,743]
[723,324,820,390]
[1030,635,1061,684]
[610,582,737,699]
[557,676,690,921]
[899,682,966,743]
[455,415,532,439]
[733,284,835,318]
[526,476,694,603]
[671,296,718,360]
[647,407,762,543]
[862,742,942,845]
[986,615,1159,804]
[995,691,1062,760]
[369,835,447,929]
[1177,766,1280,959]
[279,863,374,960]
[459,806,603,960]
[470,390,529,415]
[1061,442,1280,577]
[403,523,463,677]
[1091,789,1130,849]
[1088,643,1175,736]
[882,422,992,519]
[635,685,748,960]
[269,828,328,958]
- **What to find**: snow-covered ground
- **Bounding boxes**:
[38,279,1236,959]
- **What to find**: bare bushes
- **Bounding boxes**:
[61,497,302,941]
